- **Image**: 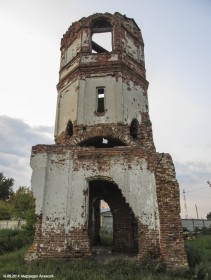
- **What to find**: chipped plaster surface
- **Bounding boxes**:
[123,81,147,124]
[55,80,79,136]
[64,36,81,66]
[31,149,159,231]
[55,77,147,135]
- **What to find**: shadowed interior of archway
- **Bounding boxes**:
[88,179,138,254]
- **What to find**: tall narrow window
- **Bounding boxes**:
[130,118,138,138]
[97,88,105,113]
[66,120,73,137]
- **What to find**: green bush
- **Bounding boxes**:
[185,235,211,279]
[0,229,33,255]
[22,208,36,235]
[0,200,13,219]
[185,243,204,268]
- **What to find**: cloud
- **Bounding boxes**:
[0,115,54,190]
[175,161,211,189]
[175,161,211,218]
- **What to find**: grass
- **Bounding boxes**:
[185,235,211,278]
[99,230,113,246]
[0,248,187,280]
[185,235,211,264]
[0,233,211,280]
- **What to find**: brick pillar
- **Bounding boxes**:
[25,214,43,262]
[155,153,188,269]
[137,223,160,260]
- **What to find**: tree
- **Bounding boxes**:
[0,172,14,200]
[206,212,211,220]
[23,207,37,234]
[0,200,13,220]
[10,186,36,234]
[9,187,35,219]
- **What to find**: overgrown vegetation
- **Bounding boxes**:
[0,185,36,223]
[0,232,211,279]
[0,229,34,255]
[0,172,14,201]
[0,172,36,237]
[0,247,188,280]
[185,235,211,279]
[0,172,36,258]
[0,172,36,221]
[207,212,211,220]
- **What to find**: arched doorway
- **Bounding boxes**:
[88,179,138,254]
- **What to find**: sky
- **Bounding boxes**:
[0,0,211,219]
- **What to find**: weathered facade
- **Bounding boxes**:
[25,12,188,269]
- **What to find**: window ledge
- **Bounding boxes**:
[94,111,106,117]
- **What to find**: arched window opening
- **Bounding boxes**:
[79,137,126,148]
[97,87,105,113]
[130,118,139,138]
[91,18,112,53]
[66,120,73,137]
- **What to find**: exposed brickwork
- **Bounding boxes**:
[55,123,135,146]
[26,12,188,270]
[137,223,160,260]
[155,153,188,268]
[25,214,43,262]
[25,214,90,261]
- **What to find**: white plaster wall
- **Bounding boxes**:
[82,29,89,48]
[123,80,148,124]
[56,80,79,136]
[31,153,48,215]
[122,31,138,62]
[65,36,81,66]
[60,58,80,80]
[80,54,118,64]
[66,169,88,228]
[139,45,144,62]
[77,76,123,125]
[102,158,159,230]
[121,29,144,63]
[31,150,159,231]
[42,153,70,230]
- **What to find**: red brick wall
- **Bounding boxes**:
[155,153,188,269]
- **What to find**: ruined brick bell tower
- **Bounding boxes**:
[25,13,188,269]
